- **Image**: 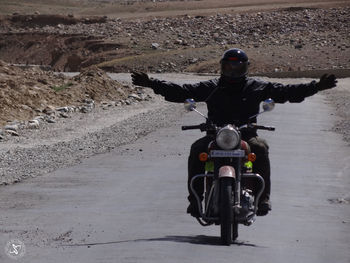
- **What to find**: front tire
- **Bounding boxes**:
[220,178,237,245]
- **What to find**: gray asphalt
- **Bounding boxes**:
[1,76,350,263]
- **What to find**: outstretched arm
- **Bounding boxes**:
[131,71,217,103]
[261,74,337,103]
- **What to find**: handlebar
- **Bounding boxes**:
[182,123,275,132]
[181,124,203,131]
[181,123,211,132]
[253,125,275,131]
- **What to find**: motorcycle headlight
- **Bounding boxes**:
[216,125,240,150]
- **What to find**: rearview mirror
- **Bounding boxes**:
[184,99,197,112]
[262,98,275,112]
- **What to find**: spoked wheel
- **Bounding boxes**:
[220,178,238,245]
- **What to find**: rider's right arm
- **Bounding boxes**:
[148,78,219,103]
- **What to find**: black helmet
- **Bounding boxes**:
[220,48,249,80]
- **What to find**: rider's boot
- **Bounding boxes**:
[257,198,271,216]
[187,138,208,217]
[186,200,201,218]
[247,137,272,216]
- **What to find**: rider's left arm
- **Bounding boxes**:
[259,74,337,103]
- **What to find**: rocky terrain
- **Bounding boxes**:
[0,60,151,127]
[0,7,349,74]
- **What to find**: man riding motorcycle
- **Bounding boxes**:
[131,48,337,217]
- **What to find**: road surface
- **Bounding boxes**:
[0,76,349,262]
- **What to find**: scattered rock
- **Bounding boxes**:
[128,93,142,101]
[83,98,95,105]
[59,112,69,118]
[20,104,33,111]
[328,197,350,204]
[47,118,56,123]
[56,107,69,113]
[43,106,55,115]
[33,116,45,122]
[5,129,19,136]
[4,124,19,132]
[151,43,160,49]
[101,101,113,107]
[79,106,90,113]
[28,119,40,129]
[189,58,198,64]
[0,129,4,140]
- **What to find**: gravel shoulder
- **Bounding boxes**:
[322,80,350,144]
[1,74,349,186]
[0,90,184,185]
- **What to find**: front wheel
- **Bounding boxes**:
[220,178,238,245]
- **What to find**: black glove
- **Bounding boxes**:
[131,71,152,87]
[316,74,337,91]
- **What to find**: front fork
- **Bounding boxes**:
[216,158,241,211]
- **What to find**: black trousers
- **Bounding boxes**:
[187,136,271,203]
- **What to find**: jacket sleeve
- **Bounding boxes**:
[148,78,217,103]
[257,79,319,103]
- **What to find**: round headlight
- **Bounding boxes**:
[216,125,240,150]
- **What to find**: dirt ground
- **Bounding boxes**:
[0,0,348,17]
[0,0,349,74]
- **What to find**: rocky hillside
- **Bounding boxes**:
[0,60,150,136]
[0,7,349,74]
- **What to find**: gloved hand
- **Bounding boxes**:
[131,71,152,87]
[316,74,337,91]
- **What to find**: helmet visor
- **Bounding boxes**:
[221,60,248,78]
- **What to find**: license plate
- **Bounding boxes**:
[210,150,245,158]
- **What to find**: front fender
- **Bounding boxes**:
[218,166,236,179]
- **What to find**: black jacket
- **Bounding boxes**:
[149,76,318,131]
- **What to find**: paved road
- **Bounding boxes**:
[1,77,349,262]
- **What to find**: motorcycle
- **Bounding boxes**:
[181,98,275,245]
